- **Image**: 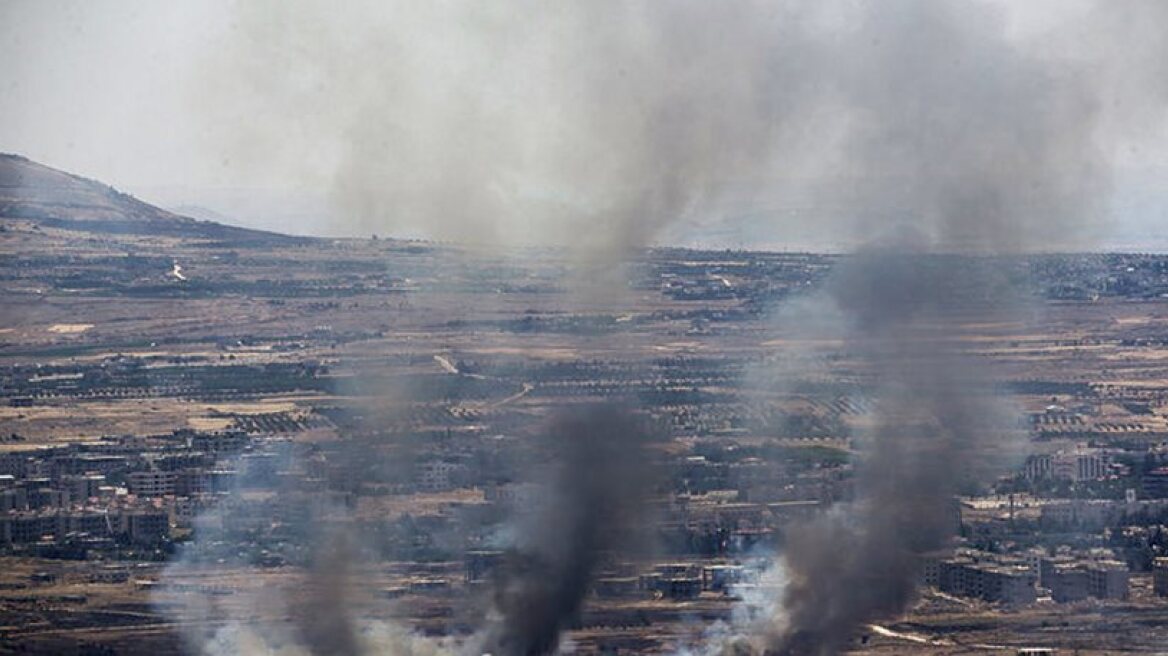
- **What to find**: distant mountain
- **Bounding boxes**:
[0,153,305,243]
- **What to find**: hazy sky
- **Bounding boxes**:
[2,0,1166,249]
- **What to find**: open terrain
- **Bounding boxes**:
[4,155,1168,654]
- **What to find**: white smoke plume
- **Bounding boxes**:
[153,452,456,656]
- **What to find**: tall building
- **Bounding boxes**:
[1025,447,1109,482]
[1153,558,1168,597]
[127,470,176,497]
[1143,467,1168,499]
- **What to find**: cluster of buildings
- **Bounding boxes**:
[0,502,169,550]
[1040,552,1131,603]
[0,430,304,557]
[926,552,1037,606]
[465,551,758,601]
[1038,495,1168,531]
[926,547,1132,606]
[1023,446,1115,482]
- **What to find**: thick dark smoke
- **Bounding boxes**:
[754,2,1094,651]
[187,1,1168,654]
[480,404,655,656]
[762,250,1021,656]
[756,0,1168,650]
[297,533,364,656]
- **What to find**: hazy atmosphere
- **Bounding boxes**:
[3,0,1167,249]
[4,3,1168,656]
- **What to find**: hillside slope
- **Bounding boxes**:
[0,153,301,242]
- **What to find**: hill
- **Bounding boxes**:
[0,153,302,243]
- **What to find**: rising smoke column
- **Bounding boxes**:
[760,1,1140,652]
[765,250,1023,656]
[197,1,1168,256]
[479,404,656,656]
[197,0,833,256]
[155,452,458,656]
[192,1,1168,654]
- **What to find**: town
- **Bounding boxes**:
[5,154,1168,653]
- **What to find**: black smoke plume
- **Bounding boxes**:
[746,0,1168,650]
[766,250,1021,656]
[481,404,655,656]
[189,2,1168,654]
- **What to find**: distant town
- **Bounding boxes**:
[5,153,1168,653]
